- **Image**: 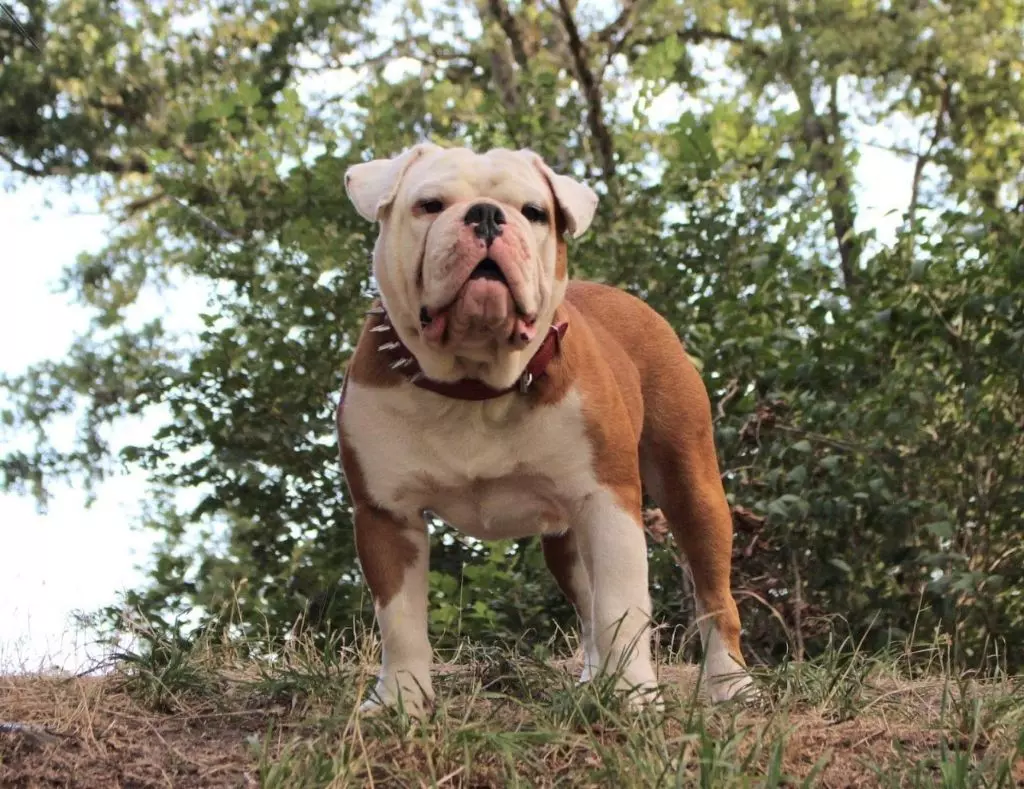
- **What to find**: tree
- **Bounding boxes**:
[3,0,1023,666]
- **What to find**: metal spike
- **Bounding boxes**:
[391,357,413,370]
[366,306,385,315]
[370,324,392,333]
[378,341,401,352]
[409,372,424,383]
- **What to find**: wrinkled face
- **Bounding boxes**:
[345,145,598,369]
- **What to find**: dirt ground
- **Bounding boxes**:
[2,662,1022,788]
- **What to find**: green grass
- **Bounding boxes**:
[2,625,1022,788]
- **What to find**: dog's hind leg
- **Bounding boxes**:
[639,369,754,703]
[542,529,599,682]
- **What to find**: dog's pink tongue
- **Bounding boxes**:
[511,316,537,349]
[422,311,448,343]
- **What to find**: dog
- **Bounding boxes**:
[337,143,754,716]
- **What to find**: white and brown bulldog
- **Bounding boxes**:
[337,143,753,716]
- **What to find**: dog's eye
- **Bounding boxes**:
[418,199,445,215]
[522,203,548,224]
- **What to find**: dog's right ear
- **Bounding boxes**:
[345,144,435,222]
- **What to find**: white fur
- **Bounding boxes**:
[342,146,753,713]
[694,601,756,703]
[362,526,433,716]
[345,144,431,221]
[574,490,660,706]
[343,382,598,536]
[345,146,595,390]
[342,382,661,704]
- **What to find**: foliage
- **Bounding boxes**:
[2,0,1023,666]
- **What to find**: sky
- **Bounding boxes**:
[0,182,153,671]
[0,58,919,676]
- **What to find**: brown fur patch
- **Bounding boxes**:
[339,275,745,660]
[532,281,745,660]
[541,529,586,613]
[343,304,407,390]
[554,232,568,280]
[337,368,420,609]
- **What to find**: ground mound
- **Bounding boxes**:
[2,640,1022,788]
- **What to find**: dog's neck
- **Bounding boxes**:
[367,303,567,399]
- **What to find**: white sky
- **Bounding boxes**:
[0,61,918,674]
[0,182,155,672]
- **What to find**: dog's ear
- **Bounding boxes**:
[345,144,435,222]
[528,154,599,239]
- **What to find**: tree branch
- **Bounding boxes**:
[120,191,167,221]
[486,0,530,70]
[596,0,641,62]
[822,76,858,289]
[556,0,616,183]
[351,38,478,72]
[624,26,767,58]
[777,2,859,290]
[908,77,951,229]
[0,149,149,178]
[0,150,48,176]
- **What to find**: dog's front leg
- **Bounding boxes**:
[575,489,660,709]
[353,504,433,717]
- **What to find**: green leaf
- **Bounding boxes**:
[786,464,808,484]
[925,521,954,540]
[236,83,261,107]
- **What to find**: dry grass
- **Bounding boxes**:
[2,632,1023,788]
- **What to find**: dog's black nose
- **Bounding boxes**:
[464,203,505,244]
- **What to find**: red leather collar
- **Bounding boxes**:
[368,306,568,401]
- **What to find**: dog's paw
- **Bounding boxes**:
[624,681,664,713]
[359,694,433,720]
[707,668,759,705]
[359,672,434,720]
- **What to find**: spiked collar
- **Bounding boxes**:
[367,305,568,401]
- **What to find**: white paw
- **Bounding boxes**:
[706,665,758,704]
[360,671,433,719]
[576,641,600,684]
[587,654,663,711]
[624,679,664,712]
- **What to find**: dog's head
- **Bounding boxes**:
[345,144,598,387]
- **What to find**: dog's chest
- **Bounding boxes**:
[341,381,599,539]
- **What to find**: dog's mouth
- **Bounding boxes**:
[467,258,508,284]
[420,258,536,348]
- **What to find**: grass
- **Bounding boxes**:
[1,626,1022,788]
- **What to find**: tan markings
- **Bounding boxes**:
[343,279,747,660]
[529,279,747,664]
[553,223,569,280]
[342,304,408,390]
[641,414,746,666]
[560,280,746,665]
[526,281,644,518]
[340,145,751,707]
[337,368,418,609]
[541,530,584,612]
[542,527,599,681]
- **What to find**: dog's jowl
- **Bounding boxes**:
[338,144,754,716]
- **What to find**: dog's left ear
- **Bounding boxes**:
[345,143,436,222]
[528,154,599,239]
